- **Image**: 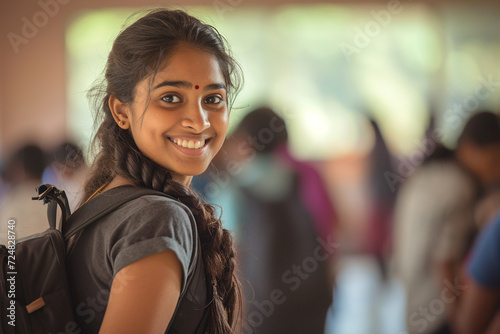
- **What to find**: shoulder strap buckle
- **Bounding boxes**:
[32,184,71,232]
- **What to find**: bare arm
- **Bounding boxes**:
[453,280,500,334]
[99,250,183,334]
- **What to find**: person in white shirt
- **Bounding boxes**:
[393,111,500,334]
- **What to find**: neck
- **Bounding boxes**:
[170,173,193,187]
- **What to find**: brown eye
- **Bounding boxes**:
[205,95,223,104]
[161,95,181,103]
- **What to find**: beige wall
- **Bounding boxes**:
[0,0,489,158]
[1,0,205,156]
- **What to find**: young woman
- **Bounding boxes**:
[66,9,242,333]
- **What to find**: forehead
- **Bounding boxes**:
[153,46,224,84]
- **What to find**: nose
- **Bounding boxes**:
[181,101,210,132]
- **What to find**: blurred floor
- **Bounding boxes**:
[325,255,406,334]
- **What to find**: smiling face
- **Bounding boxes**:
[109,46,229,185]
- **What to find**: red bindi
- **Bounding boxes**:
[195,85,199,89]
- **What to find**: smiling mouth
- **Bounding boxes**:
[168,137,209,149]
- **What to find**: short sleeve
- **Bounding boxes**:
[468,212,500,288]
[107,196,195,290]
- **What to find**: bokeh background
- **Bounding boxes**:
[2,0,500,333]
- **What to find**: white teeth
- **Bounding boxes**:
[171,138,206,149]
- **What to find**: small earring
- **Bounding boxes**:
[119,120,125,126]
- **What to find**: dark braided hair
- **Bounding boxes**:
[80,8,243,333]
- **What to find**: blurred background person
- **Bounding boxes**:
[0,144,48,244]
[362,118,398,281]
[392,111,500,334]
[454,208,500,334]
[199,106,336,334]
[42,141,88,212]
[452,153,500,333]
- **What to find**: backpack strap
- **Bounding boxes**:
[63,185,173,240]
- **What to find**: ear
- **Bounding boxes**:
[108,95,131,129]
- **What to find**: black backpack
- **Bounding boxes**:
[0,184,205,333]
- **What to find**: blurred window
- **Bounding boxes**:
[66,4,500,160]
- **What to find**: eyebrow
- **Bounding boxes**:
[153,80,226,91]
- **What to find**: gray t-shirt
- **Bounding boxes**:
[67,185,201,333]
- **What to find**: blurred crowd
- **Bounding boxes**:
[1,108,500,334]
[192,107,500,334]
